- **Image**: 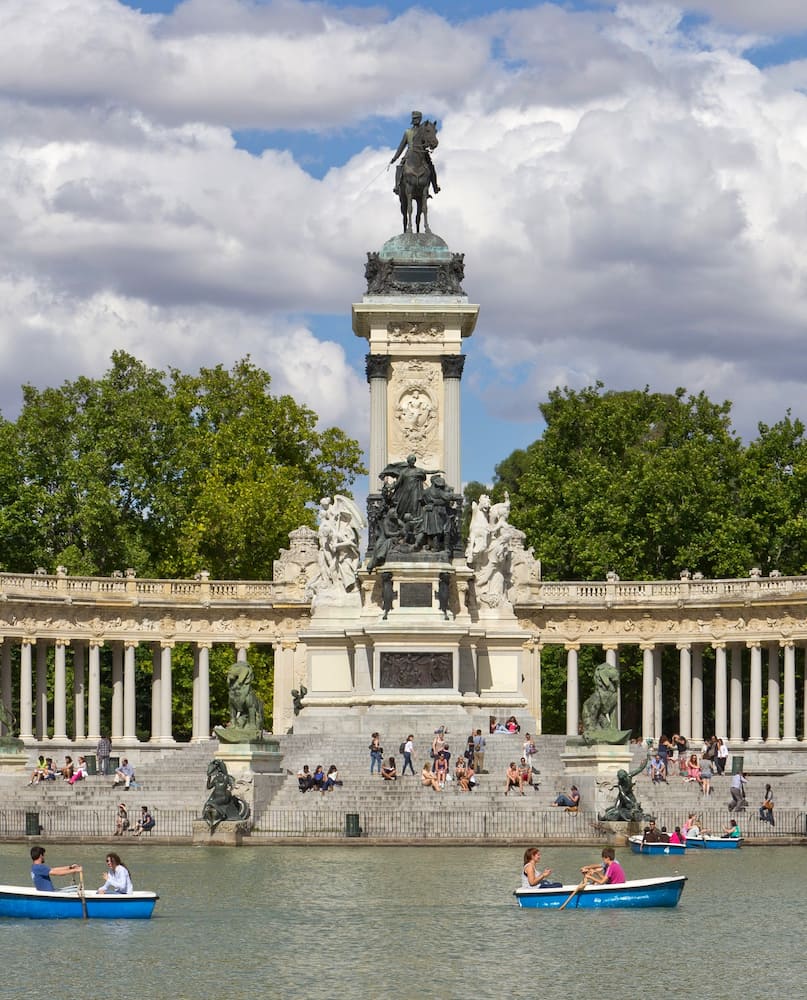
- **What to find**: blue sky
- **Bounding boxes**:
[4,0,807,492]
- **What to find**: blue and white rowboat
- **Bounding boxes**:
[628,836,687,856]
[685,835,742,850]
[514,874,687,909]
[0,884,159,919]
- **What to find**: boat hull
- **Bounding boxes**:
[514,875,687,909]
[0,884,159,919]
[686,836,742,850]
[628,837,686,856]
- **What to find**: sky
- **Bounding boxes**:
[3,1,807,491]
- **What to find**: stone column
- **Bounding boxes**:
[236,643,249,664]
[35,640,48,741]
[20,640,34,742]
[441,354,465,491]
[111,642,123,741]
[729,643,743,742]
[73,641,86,740]
[766,641,780,742]
[713,643,727,738]
[565,644,579,737]
[677,644,691,740]
[123,640,138,741]
[782,641,796,744]
[150,643,162,742]
[653,647,663,739]
[641,644,655,742]
[603,644,620,729]
[160,642,174,744]
[87,641,102,741]
[193,642,211,742]
[690,644,703,742]
[747,641,763,743]
[1,640,12,737]
[366,354,390,484]
[52,639,69,741]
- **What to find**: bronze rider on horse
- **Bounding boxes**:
[390,110,440,197]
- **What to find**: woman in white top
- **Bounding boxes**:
[98,852,133,894]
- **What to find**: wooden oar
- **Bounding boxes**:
[559,878,588,910]
[77,871,88,920]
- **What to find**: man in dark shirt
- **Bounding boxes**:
[30,845,82,891]
[642,820,663,843]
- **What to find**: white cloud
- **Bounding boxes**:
[2,0,807,475]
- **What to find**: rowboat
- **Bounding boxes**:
[0,884,159,919]
[514,874,687,909]
[628,835,686,856]
[685,835,742,850]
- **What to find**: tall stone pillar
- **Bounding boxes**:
[641,644,655,742]
[88,641,102,741]
[766,641,780,742]
[111,641,123,741]
[782,641,796,744]
[35,640,48,741]
[747,641,763,743]
[20,640,34,741]
[366,355,390,485]
[690,644,703,742]
[729,643,743,742]
[236,644,249,664]
[193,642,211,742]
[53,639,69,741]
[713,643,727,738]
[653,647,663,739]
[73,641,86,740]
[1,640,12,736]
[123,640,138,741]
[677,644,691,740]
[441,354,465,492]
[565,644,579,737]
[150,642,162,742]
[160,642,174,744]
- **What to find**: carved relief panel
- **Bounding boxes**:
[387,359,443,469]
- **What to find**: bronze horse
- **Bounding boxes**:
[399,120,439,234]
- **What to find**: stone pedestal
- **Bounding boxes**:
[192,819,250,846]
[213,741,285,823]
[0,750,28,774]
[561,743,633,776]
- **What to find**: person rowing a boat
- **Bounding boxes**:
[581,847,626,885]
[30,845,82,891]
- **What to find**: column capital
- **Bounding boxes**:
[160,640,176,650]
[676,642,691,652]
[89,638,104,649]
[780,639,795,649]
[365,353,391,382]
[196,641,213,650]
[22,637,36,647]
[564,642,580,652]
[234,642,251,652]
[601,643,619,651]
[639,642,656,651]
[124,639,139,649]
[281,640,298,652]
[440,354,466,379]
[746,640,762,650]
[55,638,71,647]
[712,641,727,650]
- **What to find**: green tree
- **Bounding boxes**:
[2,352,365,578]
[505,384,749,580]
[738,413,807,575]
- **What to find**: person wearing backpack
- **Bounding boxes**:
[401,735,415,775]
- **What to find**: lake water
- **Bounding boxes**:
[1,842,804,1000]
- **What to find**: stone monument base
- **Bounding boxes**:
[561,742,633,776]
[213,742,285,824]
[0,750,28,774]
[192,819,250,846]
